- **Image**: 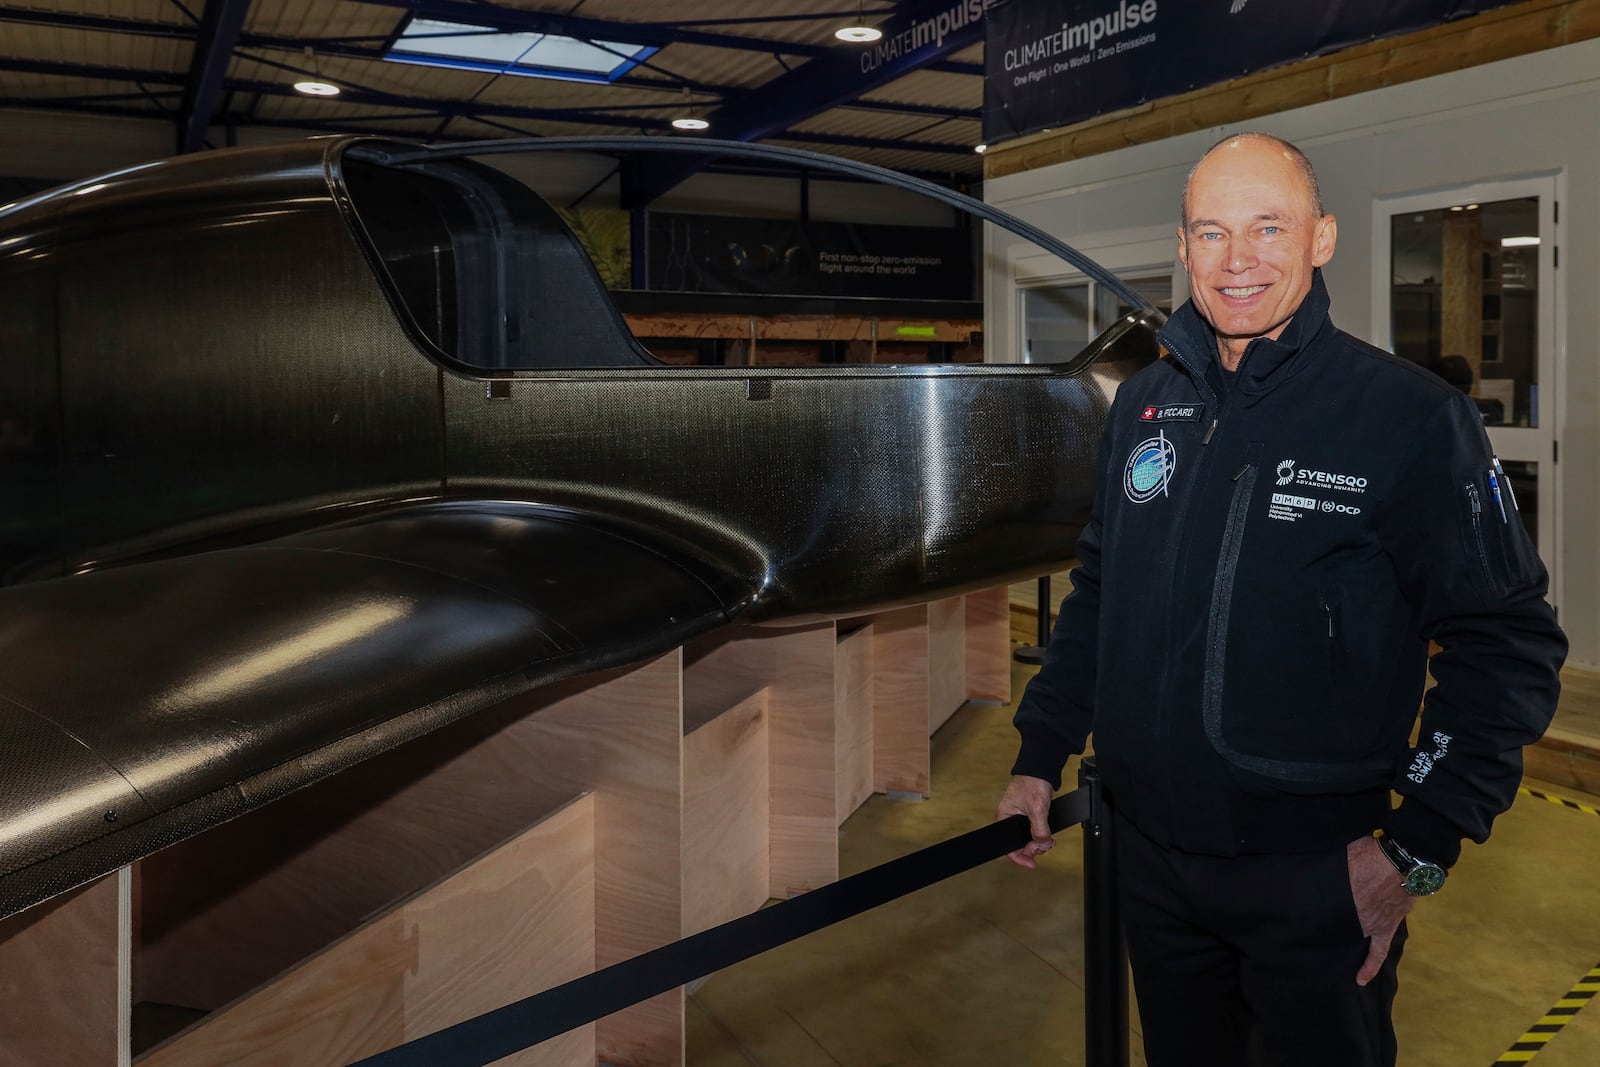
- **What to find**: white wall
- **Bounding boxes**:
[986,37,1600,667]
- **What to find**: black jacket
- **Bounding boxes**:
[1013,271,1565,865]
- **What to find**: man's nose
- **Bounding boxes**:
[1225,240,1257,273]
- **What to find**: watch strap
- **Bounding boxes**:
[1374,830,1414,875]
[1375,831,1446,895]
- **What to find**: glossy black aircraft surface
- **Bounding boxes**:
[0,136,1162,920]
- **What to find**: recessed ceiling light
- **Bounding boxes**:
[835,26,882,42]
[974,144,987,154]
[293,80,341,97]
[671,117,710,131]
[1501,235,1541,247]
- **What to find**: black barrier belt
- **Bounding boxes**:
[349,787,1094,1067]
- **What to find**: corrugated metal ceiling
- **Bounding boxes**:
[0,0,990,181]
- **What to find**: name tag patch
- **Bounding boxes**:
[1140,403,1205,424]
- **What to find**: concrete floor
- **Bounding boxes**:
[686,654,1600,1066]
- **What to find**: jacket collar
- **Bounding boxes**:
[1158,269,1334,403]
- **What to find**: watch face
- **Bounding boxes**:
[1404,864,1446,896]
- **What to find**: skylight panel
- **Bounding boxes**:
[387,18,654,81]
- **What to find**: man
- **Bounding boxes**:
[996,133,1565,1065]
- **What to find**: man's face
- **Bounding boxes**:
[1177,138,1337,351]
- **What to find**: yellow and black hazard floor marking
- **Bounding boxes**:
[1489,789,1600,1061]
[1493,963,1600,1063]
[1519,784,1600,818]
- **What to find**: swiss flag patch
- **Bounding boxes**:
[1141,406,1157,421]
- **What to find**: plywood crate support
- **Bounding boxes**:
[682,691,771,937]
[0,585,1021,1066]
[963,586,1012,704]
[927,596,967,734]
[0,869,130,1067]
[835,623,876,825]
[136,651,686,1067]
[871,605,933,797]
[684,623,838,898]
[141,795,599,1067]
[490,653,686,1067]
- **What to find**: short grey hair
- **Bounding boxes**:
[1181,131,1324,229]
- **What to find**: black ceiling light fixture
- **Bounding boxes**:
[836,0,883,43]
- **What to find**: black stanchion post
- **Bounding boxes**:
[1013,574,1051,664]
[1080,756,1128,1067]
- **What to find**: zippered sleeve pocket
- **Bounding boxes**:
[1459,479,1542,594]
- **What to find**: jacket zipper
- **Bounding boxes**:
[1201,459,1258,767]
[1201,456,1378,783]
[1321,597,1335,639]
[1465,482,1496,590]
[1162,339,1222,447]
[1150,338,1224,769]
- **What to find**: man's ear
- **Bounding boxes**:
[1176,225,1189,270]
[1312,213,1338,267]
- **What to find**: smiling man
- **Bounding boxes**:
[997,133,1565,1065]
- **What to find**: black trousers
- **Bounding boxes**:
[1115,811,1406,1067]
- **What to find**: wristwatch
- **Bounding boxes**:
[1375,831,1447,896]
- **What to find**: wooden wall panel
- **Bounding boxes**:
[834,623,875,825]
[871,606,931,797]
[141,796,598,1067]
[927,596,967,734]
[963,587,1011,704]
[0,870,128,1067]
[683,691,771,938]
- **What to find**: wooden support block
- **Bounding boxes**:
[683,691,771,937]
[872,605,932,798]
[500,654,686,1067]
[685,624,838,898]
[1525,732,1600,797]
[835,623,876,825]
[0,869,129,1067]
[927,596,967,734]
[138,652,686,1067]
[964,586,1011,704]
[141,795,599,1067]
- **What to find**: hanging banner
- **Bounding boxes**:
[983,0,1523,144]
[648,214,973,301]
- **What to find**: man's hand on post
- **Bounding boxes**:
[1346,835,1417,986]
[997,774,1056,868]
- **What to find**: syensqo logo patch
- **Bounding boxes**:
[1123,433,1176,503]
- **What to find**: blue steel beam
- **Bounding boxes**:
[178,0,251,152]
[0,56,976,157]
[622,0,991,206]
[349,0,836,58]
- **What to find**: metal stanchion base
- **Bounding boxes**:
[1016,575,1052,666]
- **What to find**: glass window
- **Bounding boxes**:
[1390,197,1539,427]
[1023,283,1091,364]
[1023,274,1170,364]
